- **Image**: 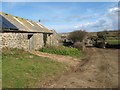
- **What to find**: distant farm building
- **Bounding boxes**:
[0,12,60,50]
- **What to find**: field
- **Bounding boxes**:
[39,46,84,59]
[2,48,67,88]
[106,39,120,45]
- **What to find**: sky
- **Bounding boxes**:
[1,2,119,33]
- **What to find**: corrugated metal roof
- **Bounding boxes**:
[0,12,52,33]
[33,21,52,33]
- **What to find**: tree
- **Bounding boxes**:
[68,30,87,43]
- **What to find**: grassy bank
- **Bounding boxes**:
[40,46,84,59]
[2,48,67,88]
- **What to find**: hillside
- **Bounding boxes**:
[59,30,120,38]
[89,30,120,37]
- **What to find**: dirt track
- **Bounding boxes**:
[30,50,80,67]
[47,48,119,88]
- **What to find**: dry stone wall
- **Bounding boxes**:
[0,31,60,50]
[1,32,44,50]
[1,33,29,50]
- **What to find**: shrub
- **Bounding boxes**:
[68,30,87,42]
[96,41,106,48]
[74,42,85,51]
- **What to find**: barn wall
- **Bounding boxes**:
[1,32,44,50]
[46,32,60,46]
[0,32,60,50]
[33,33,43,50]
[51,32,60,46]
[1,33,29,50]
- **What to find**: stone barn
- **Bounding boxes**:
[50,30,61,46]
[0,12,59,50]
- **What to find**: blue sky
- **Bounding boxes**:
[1,2,119,33]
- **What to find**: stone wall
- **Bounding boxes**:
[1,33,28,50]
[1,32,44,50]
[32,33,43,50]
[46,33,60,46]
[51,31,61,46]
[0,31,60,50]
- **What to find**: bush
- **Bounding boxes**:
[40,46,84,58]
[96,41,106,48]
[74,42,85,51]
[68,30,87,42]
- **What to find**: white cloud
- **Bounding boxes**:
[109,7,120,13]
[75,18,113,32]
[75,6,119,32]
[108,7,119,30]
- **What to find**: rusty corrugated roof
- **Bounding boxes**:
[0,12,52,33]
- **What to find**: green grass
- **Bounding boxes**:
[106,39,120,45]
[2,48,67,88]
[40,46,84,59]
[106,36,120,45]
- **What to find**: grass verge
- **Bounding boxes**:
[39,46,85,59]
[2,48,67,88]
